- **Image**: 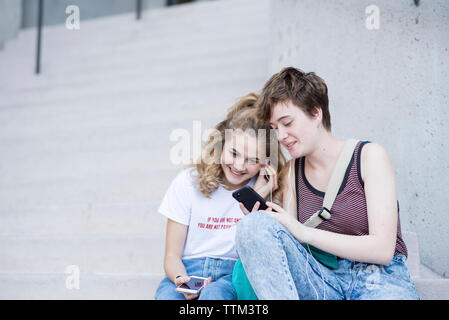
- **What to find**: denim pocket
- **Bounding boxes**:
[391,254,406,264]
[381,255,413,284]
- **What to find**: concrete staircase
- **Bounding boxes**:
[402,232,448,300]
[0,0,270,299]
[0,0,447,300]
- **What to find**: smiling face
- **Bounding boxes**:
[220,131,265,190]
[269,100,322,159]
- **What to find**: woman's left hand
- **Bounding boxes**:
[264,201,305,240]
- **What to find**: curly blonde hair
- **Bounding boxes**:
[187,92,286,203]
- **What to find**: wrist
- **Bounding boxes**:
[300,225,313,244]
[173,274,186,283]
[291,221,312,244]
[255,186,269,199]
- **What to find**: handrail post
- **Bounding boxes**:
[35,0,44,74]
[136,0,142,20]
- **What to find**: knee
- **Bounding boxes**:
[235,211,280,252]
[236,211,262,246]
[199,276,236,300]
[154,277,184,300]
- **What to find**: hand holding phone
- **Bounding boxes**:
[175,276,210,298]
[232,186,269,213]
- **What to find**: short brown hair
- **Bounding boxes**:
[258,67,331,131]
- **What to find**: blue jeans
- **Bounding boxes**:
[235,211,420,300]
[154,257,237,300]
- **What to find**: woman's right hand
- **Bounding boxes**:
[174,275,212,300]
[253,164,279,199]
[175,276,198,300]
[238,200,263,215]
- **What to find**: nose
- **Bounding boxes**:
[276,126,288,141]
[233,160,246,171]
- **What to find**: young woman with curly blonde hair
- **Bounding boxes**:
[155,93,286,300]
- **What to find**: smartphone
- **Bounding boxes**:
[232,186,268,211]
[175,276,208,295]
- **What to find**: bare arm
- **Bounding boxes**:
[163,218,212,299]
[267,143,398,265]
[163,218,189,282]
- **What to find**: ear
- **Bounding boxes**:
[311,106,323,121]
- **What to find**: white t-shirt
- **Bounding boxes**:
[158,167,256,260]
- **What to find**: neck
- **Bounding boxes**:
[305,131,344,171]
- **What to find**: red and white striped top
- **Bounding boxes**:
[295,141,408,258]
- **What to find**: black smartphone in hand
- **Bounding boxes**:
[232,186,268,212]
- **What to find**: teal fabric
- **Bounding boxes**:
[301,243,339,270]
[232,259,258,300]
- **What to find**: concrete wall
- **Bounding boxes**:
[0,0,22,49]
[269,0,449,277]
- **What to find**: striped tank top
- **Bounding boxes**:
[295,141,408,257]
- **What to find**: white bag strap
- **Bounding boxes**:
[304,139,359,228]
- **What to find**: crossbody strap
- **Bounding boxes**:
[303,139,359,228]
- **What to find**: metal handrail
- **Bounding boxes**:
[35,0,44,74]
[136,0,142,20]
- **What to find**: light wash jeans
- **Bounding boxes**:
[154,257,237,300]
[235,211,420,300]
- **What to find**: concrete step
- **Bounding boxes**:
[0,127,210,185]
[0,61,268,108]
[0,0,269,59]
[0,32,268,89]
[0,42,268,95]
[414,279,449,300]
[0,21,267,64]
[0,234,165,274]
[0,272,163,299]
[0,201,167,237]
[1,273,447,300]
[403,231,449,300]
[0,78,236,127]
[0,141,183,178]
[403,231,446,281]
[403,231,420,280]
[0,170,177,207]
[420,263,444,279]
[0,6,270,94]
[0,103,223,142]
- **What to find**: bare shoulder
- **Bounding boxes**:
[360,142,394,181]
[362,142,389,159]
